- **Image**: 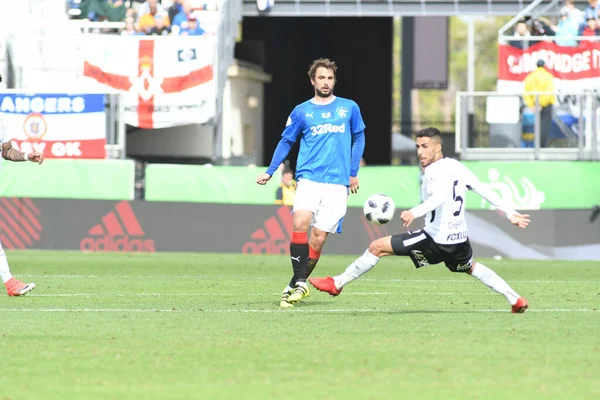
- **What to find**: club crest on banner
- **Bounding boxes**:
[23,113,48,141]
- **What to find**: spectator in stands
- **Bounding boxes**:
[126,0,149,8]
[581,17,599,40]
[138,1,171,33]
[78,0,127,22]
[136,0,166,20]
[552,8,580,46]
[168,0,185,25]
[585,0,599,21]
[509,20,531,49]
[171,0,194,34]
[179,14,206,36]
[121,16,141,35]
[562,0,585,28]
[529,18,555,44]
[126,7,137,19]
[275,169,297,206]
[523,60,556,148]
[148,16,172,35]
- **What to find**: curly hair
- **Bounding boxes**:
[307,58,337,80]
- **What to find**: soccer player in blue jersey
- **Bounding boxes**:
[256,58,366,308]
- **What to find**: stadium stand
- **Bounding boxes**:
[66,0,219,36]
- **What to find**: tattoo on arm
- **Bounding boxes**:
[2,142,26,161]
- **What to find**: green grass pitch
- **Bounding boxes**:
[1,251,599,400]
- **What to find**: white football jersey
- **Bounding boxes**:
[410,158,516,245]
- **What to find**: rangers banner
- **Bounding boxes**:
[497,41,600,115]
[82,36,215,129]
[0,93,106,159]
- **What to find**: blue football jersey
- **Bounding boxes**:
[281,96,365,186]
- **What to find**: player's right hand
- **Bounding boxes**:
[509,212,530,229]
[400,210,415,228]
[256,173,271,185]
[28,151,44,165]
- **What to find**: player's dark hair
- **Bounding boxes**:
[308,58,337,80]
[416,127,443,142]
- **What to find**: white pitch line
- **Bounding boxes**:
[361,279,600,284]
[0,308,182,313]
[226,308,599,313]
[18,275,600,284]
[0,308,596,313]
[27,292,473,297]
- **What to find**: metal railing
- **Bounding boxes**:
[455,91,600,161]
[497,0,561,39]
[105,92,127,160]
[65,20,126,34]
[242,0,535,17]
[213,0,243,160]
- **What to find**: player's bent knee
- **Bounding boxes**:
[368,236,394,258]
[292,210,313,232]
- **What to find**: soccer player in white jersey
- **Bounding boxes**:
[309,127,530,313]
[256,58,366,308]
[0,74,45,296]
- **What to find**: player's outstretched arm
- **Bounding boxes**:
[349,131,365,194]
[462,165,529,228]
[256,137,295,185]
[2,142,44,164]
[257,109,303,186]
[508,212,530,228]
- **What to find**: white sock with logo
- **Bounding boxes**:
[334,250,380,290]
[470,262,520,305]
[0,245,13,283]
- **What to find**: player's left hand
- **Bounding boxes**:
[400,210,415,228]
[28,152,44,165]
[349,176,359,194]
[509,212,530,228]
[256,173,271,185]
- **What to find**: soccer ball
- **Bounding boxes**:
[363,194,396,225]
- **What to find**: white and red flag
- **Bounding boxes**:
[83,36,216,129]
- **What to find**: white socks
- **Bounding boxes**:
[471,262,520,305]
[0,246,13,284]
[334,250,380,290]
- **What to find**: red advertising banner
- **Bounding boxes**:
[498,41,600,81]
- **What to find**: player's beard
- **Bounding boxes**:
[315,87,332,98]
[420,155,433,167]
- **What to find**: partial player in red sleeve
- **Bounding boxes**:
[0,73,44,296]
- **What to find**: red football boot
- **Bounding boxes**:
[5,278,36,296]
[511,297,529,313]
[308,277,343,296]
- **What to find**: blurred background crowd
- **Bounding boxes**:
[66,0,212,36]
[509,0,600,48]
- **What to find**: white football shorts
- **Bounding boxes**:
[292,179,348,233]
